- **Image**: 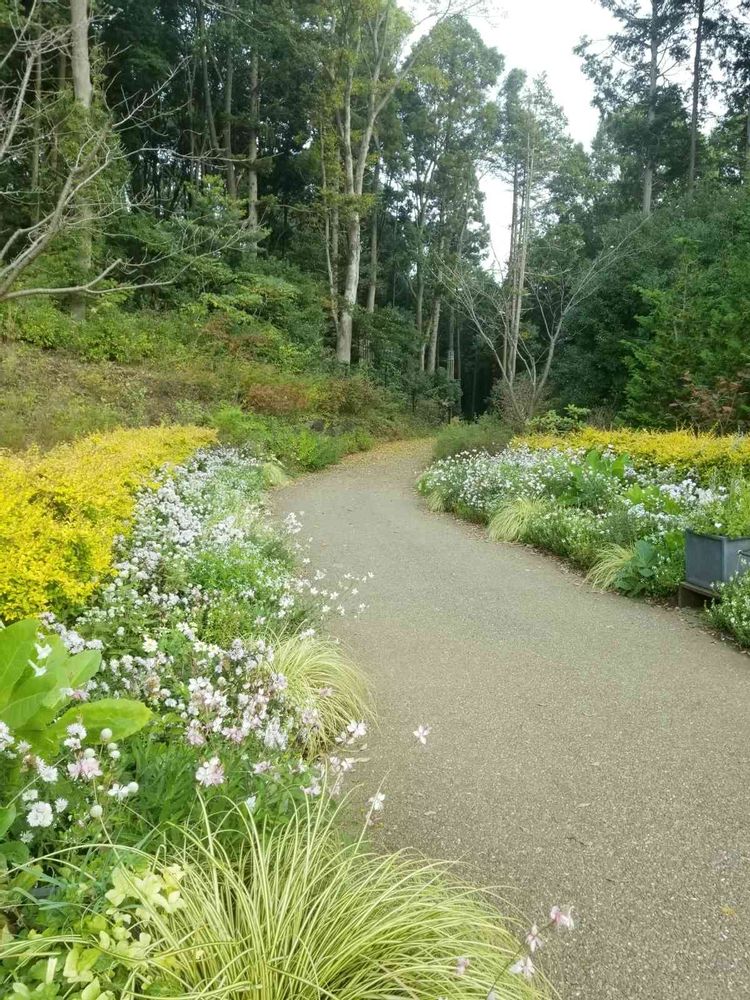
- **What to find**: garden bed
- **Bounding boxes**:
[418,434,750,650]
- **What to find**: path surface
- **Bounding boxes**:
[275,440,750,999]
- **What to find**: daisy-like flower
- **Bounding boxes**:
[26,801,54,828]
[195,756,225,787]
[367,791,386,812]
[510,956,535,979]
[455,956,470,976]
[142,637,158,654]
[36,759,58,783]
[54,798,68,813]
[21,788,39,803]
[0,721,13,751]
[413,724,431,745]
[549,904,574,930]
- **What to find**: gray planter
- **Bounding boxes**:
[684,529,750,592]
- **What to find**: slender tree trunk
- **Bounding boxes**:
[247,49,259,237]
[70,0,93,321]
[427,294,442,374]
[223,0,236,198]
[688,0,705,193]
[642,0,659,216]
[366,148,380,313]
[416,268,425,368]
[745,99,750,179]
[447,306,455,380]
[30,20,42,223]
[50,49,66,172]
[338,210,360,363]
[198,2,219,154]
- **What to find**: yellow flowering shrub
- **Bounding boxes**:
[517,427,750,477]
[0,425,216,621]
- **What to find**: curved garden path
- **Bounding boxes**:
[275,440,750,999]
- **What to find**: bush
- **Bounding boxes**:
[708,573,750,647]
[244,379,312,416]
[433,416,512,460]
[519,427,750,479]
[0,425,215,621]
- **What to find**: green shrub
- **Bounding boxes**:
[433,415,512,459]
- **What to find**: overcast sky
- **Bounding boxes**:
[470,0,619,259]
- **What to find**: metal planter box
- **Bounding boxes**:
[684,530,750,592]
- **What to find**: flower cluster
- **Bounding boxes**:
[41,448,370,805]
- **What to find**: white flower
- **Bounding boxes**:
[100,728,113,741]
[36,760,58,783]
[525,923,543,952]
[26,801,54,828]
[549,904,574,930]
[34,642,52,661]
[510,956,535,979]
[68,757,102,781]
[142,637,158,654]
[245,795,257,811]
[21,788,38,803]
[90,804,103,819]
[455,956,470,976]
[413,724,431,745]
[195,757,225,787]
[0,721,13,751]
[367,791,386,812]
[54,798,68,813]
[346,720,367,739]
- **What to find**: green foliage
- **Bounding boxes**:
[527,405,591,435]
[1,801,548,1000]
[0,620,148,752]
[689,479,750,538]
[433,415,512,459]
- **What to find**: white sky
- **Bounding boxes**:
[471,0,619,259]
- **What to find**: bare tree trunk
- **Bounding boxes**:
[198,2,219,154]
[745,99,750,180]
[70,0,93,320]
[427,294,442,374]
[50,49,66,172]
[365,148,380,313]
[416,268,425,368]
[223,0,236,198]
[688,0,705,193]
[247,49,259,238]
[447,306,455,380]
[338,210,360,363]
[30,19,42,223]
[642,0,658,216]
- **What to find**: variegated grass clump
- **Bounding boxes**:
[5,799,548,1000]
[586,543,636,590]
[489,497,548,543]
[272,631,372,756]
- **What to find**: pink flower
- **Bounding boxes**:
[195,756,225,787]
[549,904,574,930]
[510,956,535,979]
[525,923,543,952]
[67,757,102,781]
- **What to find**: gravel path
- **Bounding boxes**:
[275,439,750,999]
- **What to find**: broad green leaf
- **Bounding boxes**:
[49,699,152,744]
[0,841,30,866]
[0,619,40,708]
[0,804,16,838]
